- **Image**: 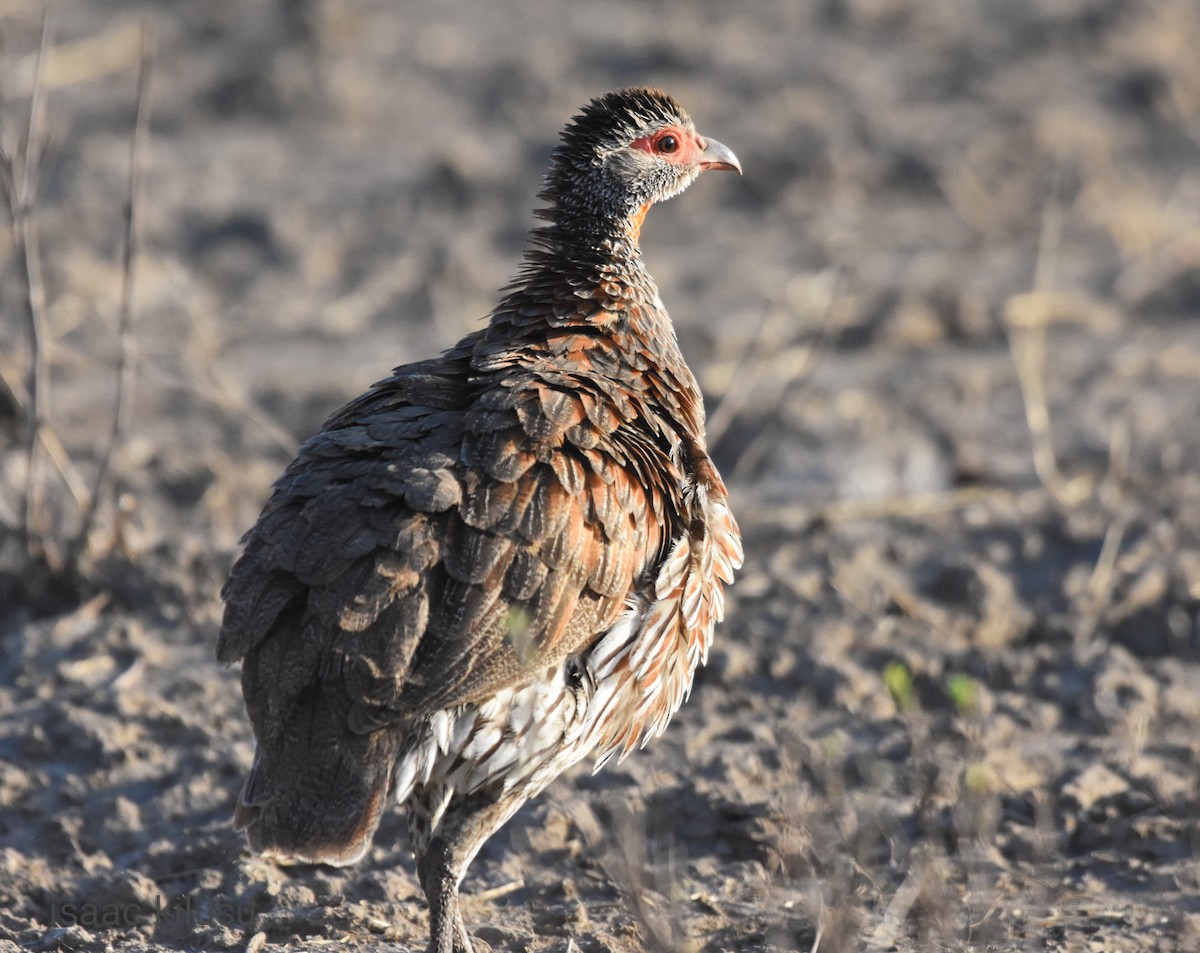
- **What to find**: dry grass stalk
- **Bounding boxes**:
[705,272,835,450]
[1075,419,1135,647]
[39,21,143,89]
[69,26,153,564]
[1003,181,1091,508]
[735,484,1019,531]
[34,424,88,507]
[2,12,53,557]
[607,797,692,953]
[0,350,22,414]
[864,864,923,951]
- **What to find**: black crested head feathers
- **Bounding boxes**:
[555,88,693,161]
[537,87,700,238]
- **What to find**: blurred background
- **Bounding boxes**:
[1,1,1199,951]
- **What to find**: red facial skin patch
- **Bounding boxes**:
[627,126,702,241]
[629,126,703,167]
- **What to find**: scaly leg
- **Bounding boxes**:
[419,836,473,953]
[415,790,529,953]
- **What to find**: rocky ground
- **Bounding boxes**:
[1,1,1199,951]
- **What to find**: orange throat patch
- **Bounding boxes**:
[628,202,651,242]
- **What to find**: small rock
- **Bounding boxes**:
[244,931,267,953]
[34,926,94,952]
[1061,763,1129,813]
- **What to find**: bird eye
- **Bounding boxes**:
[656,134,679,154]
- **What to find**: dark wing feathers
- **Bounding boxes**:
[504,548,549,602]
[549,447,587,496]
[219,347,684,750]
[441,517,515,586]
[540,502,586,571]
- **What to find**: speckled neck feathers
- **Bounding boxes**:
[472,88,707,446]
[531,87,698,259]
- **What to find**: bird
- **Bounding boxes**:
[217,86,743,953]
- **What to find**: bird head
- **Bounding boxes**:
[539,87,741,244]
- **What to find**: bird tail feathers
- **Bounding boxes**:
[233,684,398,867]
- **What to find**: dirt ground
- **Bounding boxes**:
[2,1,1199,950]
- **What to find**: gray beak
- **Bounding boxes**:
[696,136,742,175]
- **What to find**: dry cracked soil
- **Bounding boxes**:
[1,1,1199,951]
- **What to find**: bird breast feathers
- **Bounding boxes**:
[581,486,742,768]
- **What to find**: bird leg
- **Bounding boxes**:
[416,792,529,953]
[419,841,472,953]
